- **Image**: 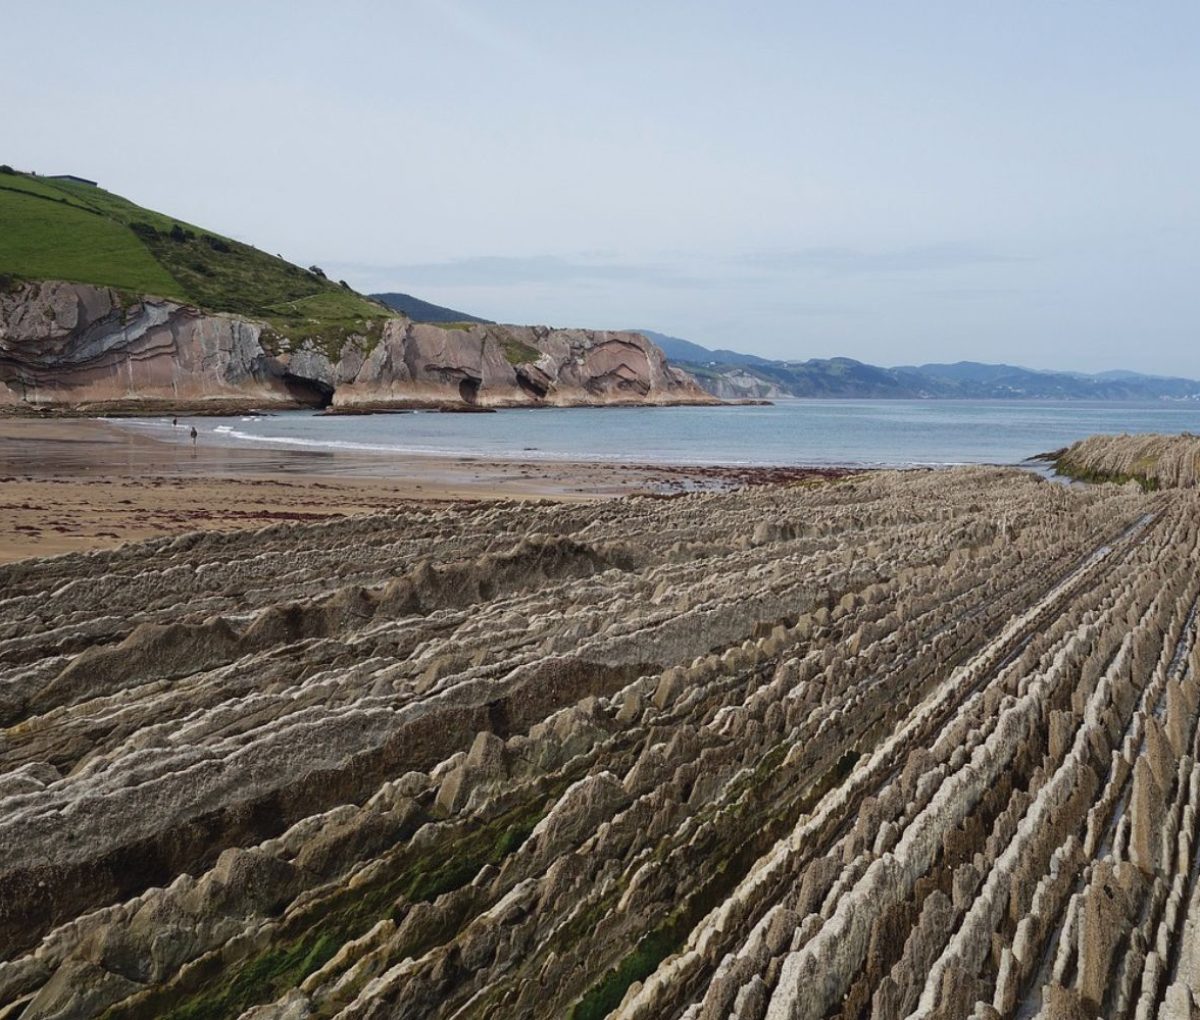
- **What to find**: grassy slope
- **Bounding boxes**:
[0,181,182,296]
[0,170,396,357]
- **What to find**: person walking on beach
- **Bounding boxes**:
[190,425,198,447]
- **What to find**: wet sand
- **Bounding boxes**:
[0,419,847,563]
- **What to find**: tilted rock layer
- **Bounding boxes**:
[3,468,1200,1019]
[1056,432,1200,489]
[0,280,274,408]
[0,280,710,411]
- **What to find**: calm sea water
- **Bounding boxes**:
[112,400,1200,468]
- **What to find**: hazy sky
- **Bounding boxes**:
[7,2,1199,373]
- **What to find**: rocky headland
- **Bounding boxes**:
[4,466,1200,1018]
[1,171,710,414]
[0,281,710,414]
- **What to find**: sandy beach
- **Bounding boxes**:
[0,419,841,563]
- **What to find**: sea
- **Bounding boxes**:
[111,399,1200,469]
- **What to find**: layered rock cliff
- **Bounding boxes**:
[0,281,281,409]
[0,280,712,412]
[692,366,789,400]
[297,319,711,410]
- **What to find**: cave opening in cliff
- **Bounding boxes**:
[458,377,481,404]
[282,374,335,409]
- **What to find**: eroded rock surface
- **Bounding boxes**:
[1056,432,1200,489]
[3,468,1200,1019]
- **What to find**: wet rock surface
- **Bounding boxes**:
[2,467,1200,1019]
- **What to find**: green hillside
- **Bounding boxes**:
[0,167,396,356]
[371,291,492,325]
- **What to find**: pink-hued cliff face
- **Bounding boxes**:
[0,281,712,411]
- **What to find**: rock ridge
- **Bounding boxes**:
[1054,432,1200,489]
[7,468,1200,1019]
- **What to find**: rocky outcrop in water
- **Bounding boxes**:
[0,280,711,412]
[4,468,1200,1018]
[1055,432,1200,489]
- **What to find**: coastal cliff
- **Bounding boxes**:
[289,318,711,409]
[0,281,283,410]
[0,281,711,412]
[685,364,789,400]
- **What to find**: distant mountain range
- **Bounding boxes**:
[635,329,774,368]
[635,331,1200,402]
[371,292,492,324]
[361,294,1200,402]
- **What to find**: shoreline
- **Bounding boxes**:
[0,394,743,419]
[86,410,1014,473]
[0,418,853,563]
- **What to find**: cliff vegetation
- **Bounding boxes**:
[0,168,395,356]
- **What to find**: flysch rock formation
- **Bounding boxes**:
[1056,433,1200,490]
[0,281,275,410]
[3,468,1200,1019]
[0,280,712,412]
[691,368,788,401]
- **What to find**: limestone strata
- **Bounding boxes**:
[1056,432,1200,489]
[0,280,285,409]
[317,319,709,409]
[0,280,710,412]
[3,468,1200,1020]
[688,367,788,401]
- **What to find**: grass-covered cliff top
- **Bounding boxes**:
[1054,432,1200,490]
[0,167,396,355]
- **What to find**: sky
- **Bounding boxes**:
[6,1,1199,374]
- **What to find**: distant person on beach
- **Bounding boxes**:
[190,426,198,446]
[172,417,178,427]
